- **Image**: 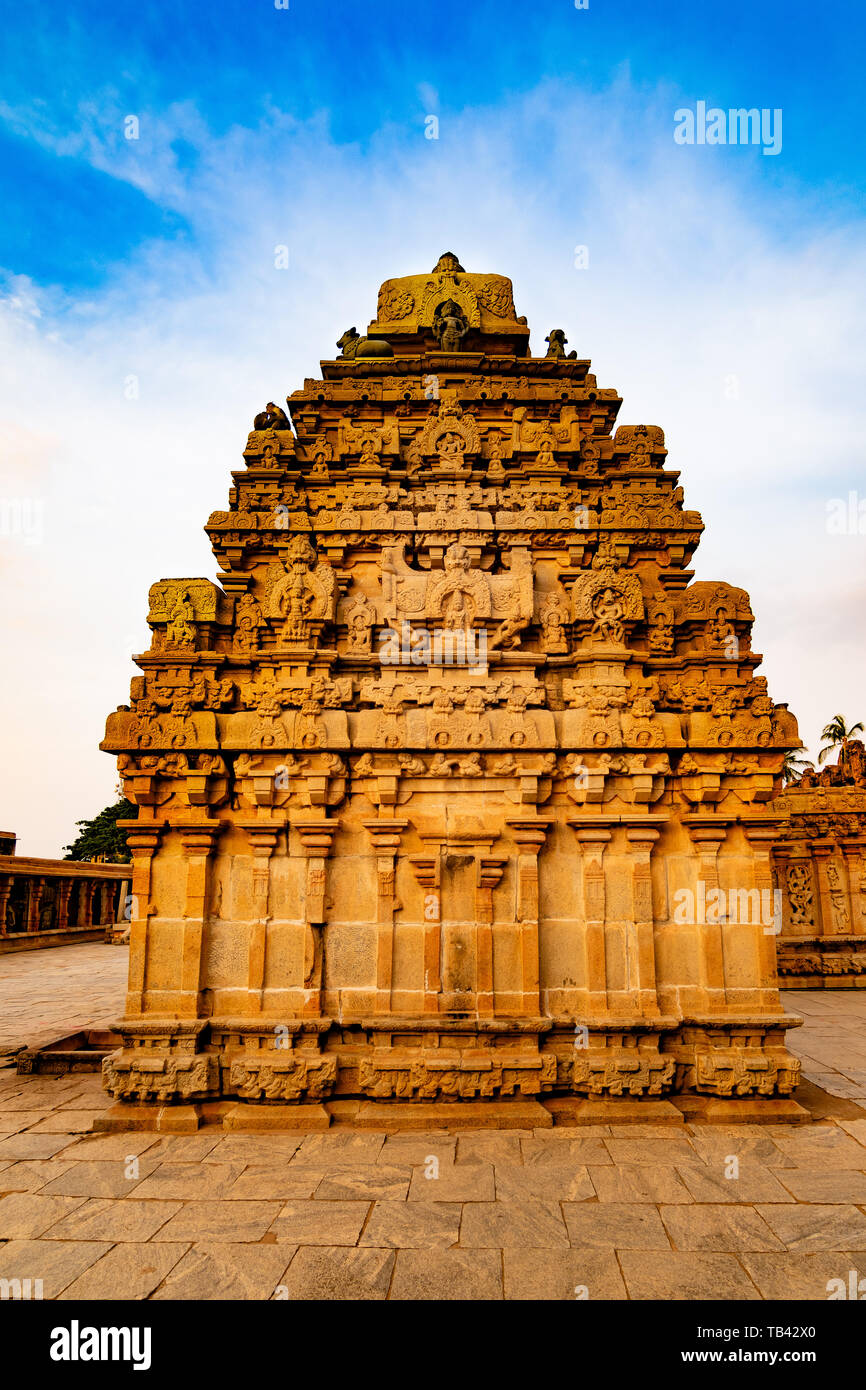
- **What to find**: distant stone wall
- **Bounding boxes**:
[0,855,131,953]
[772,742,866,987]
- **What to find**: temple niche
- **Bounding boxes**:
[100,253,811,1129]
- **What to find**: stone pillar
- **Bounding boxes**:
[740,818,784,1008]
[476,856,507,1017]
[77,879,97,927]
[120,823,162,1015]
[56,879,74,931]
[683,820,729,1011]
[505,817,552,1015]
[240,821,283,1009]
[0,874,11,936]
[624,824,662,1018]
[26,876,45,932]
[408,854,440,1014]
[569,823,612,1015]
[362,819,408,1015]
[293,817,339,1017]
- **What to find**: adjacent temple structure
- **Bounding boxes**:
[101,253,813,1129]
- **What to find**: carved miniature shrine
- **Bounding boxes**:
[101,252,809,1128]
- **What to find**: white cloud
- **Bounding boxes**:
[1,77,863,853]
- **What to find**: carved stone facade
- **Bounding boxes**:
[771,742,866,987]
[101,254,807,1124]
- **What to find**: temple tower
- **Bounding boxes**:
[101,253,804,1126]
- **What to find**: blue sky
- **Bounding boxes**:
[2,0,862,290]
[0,0,864,854]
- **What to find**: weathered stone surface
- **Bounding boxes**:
[57,1242,189,1301]
[99,253,812,1126]
[617,1250,762,1300]
[151,1243,294,1300]
[389,1248,502,1300]
[276,1246,395,1300]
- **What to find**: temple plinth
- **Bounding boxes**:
[100,253,807,1127]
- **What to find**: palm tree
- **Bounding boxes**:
[781,751,814,784]
[818,713,865,765]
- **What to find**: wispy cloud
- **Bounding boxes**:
[1,75,863,852]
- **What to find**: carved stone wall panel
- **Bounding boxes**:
[100,252,809,1119]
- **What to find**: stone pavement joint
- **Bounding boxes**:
[2,944,866,1299]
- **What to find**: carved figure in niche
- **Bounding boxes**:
[436,431,467,467]
[267,534,334,645]
[827,863,850,931]
[344,593,376,655]
[359,437,381,469]
[166,590,195,648]
[429,542,489,631]
[234,594,263,654]
[540,593,569,653]
[253,402,291,431]
[536,436,556,470]
[432,300,468,351]
[708,605,736,649]
[486,432,506,480]
[590,586,625,644]
[786,862,814,929]
[648,602,675,654]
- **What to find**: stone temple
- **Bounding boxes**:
[100,252,807,1129]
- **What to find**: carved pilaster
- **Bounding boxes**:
[119,823,163,1015]
[476,856,507,1016]
[683,819,729,1009]
[238,821,283,1007]
[624,824,662,1018]
[569,822,613,1014]
[293,816,339,1015]
[363,818,409,1014]
[175,820,222,1017]
[409,853,441,1013]
[505,817,552,1015]
[740,817,785,1008]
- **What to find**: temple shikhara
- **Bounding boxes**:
[101,252,823,1130]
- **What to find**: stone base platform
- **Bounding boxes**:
[93,1091,811,1133]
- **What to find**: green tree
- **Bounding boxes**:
[817,713,865,765]
[64,799,136,863]
[781,751,813,785]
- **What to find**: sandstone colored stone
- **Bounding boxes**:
[617,1250,761,1300]
[151,1243,295,1300]
[278,1246,395,1300]
[99,252,812,1128]
[57,1242,190,1301]
[390,1248,502,1300]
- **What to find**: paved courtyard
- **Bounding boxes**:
[1,943,866,1300]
